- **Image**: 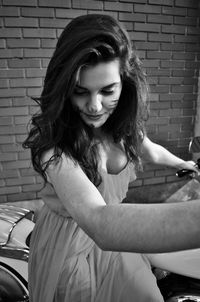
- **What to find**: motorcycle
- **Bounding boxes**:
[0,204,34,301]
[148,136,200,302]
[0,137,199,302]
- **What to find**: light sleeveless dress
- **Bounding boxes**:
[28,163,164,302]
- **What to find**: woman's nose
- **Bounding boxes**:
[87,94,102,113]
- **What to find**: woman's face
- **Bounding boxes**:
[71,59,122,129]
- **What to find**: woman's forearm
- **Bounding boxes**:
[94,200,200,253]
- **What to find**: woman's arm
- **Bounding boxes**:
[140,136,198,172]
[44,150,200,254]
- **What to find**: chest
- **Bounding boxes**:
[98,141,128,174]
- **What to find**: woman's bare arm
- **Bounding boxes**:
[44,150,200,254]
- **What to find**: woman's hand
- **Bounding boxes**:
[176,160,200,177]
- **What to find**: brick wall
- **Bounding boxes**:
[0,0,199,202]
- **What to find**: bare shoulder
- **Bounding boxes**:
[41,148,76,171]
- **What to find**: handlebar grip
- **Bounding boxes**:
[176,169,194,177]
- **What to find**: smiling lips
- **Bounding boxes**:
[83,113,105,120]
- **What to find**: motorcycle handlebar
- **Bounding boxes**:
[176,158,200,178]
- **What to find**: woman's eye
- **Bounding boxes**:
[73,89,88,96]
[101,90,114,95]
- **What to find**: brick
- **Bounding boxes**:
[0,143,23,152]
[20,168,37,177]
[147,14,173,24]
[142,59,160,68]
[146,68,170,76]
[170,116,192,124]
[175,0,199,8]
[72,0,103,10]
[88,10,118,19]
[56,8,85,18]
[0,196,7,202]
[187,27,200,35]
[0,107,28,116]
[172,52,195,60]
[147,51,171,60]
[0,125,27,135]
[187,8,200,17]
[12,97,34,106]
[24,48,54,58]
[175,34,199,43]
[3,0,37,5]
[161,61,184,68]
[2,160,31,169]
[7,192,37,202]
[0,69,24,78]
[135,42,159,50]
[26,68,46,78]
[148,33,172,42]
[159,77,183,85]
[27,87,42,97]
[147,117,169,125]
[5,17,38,27]
[21,7,54,17]
[0,79,9,88]
[0,28,21,38]
[160,43,184,51]
[159,108,182,117]
[149,0,173,5]
[128,32,147,41]
[174,16,197,26]
[169,131,191,139]
[23,28,56,38]
[150,102,170,109]
[1,88,26,97]
[120,0,146,2]
[0,39,5,48]
[41,58,50,68]
[135,23,160,32]
[41,39,57,48]
[8,58,41,68]
[171,85,193,93]
[18,150,31,160]
[14,116,31,124]
[0,6,20,16]
[160,93,184,101]
[134,4,161,14]
[6,176,35,186]
[39,0,71,7]
[0,186,21,195]
[0,152,17,161]
[162,24,185,34]
[162,7,186,16]
[0,117,13,125]
[0,98,12,106]
[144,177,165,185]
[119,12,146,22]
[10,78,42,88]
[22,183,43,192]
[0,49,23,58]
[150,85,170,93]
[185,44,200,52]
[185,61,200,69]
[40,18,69,28]
[172,69,194,77]
[0,135,15,144]
[104,1,133,12]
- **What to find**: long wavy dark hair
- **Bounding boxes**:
[23,14,149,186]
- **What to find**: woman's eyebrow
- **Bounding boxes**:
[75,82,121,90]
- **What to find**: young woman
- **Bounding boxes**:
[23,14,199,302]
